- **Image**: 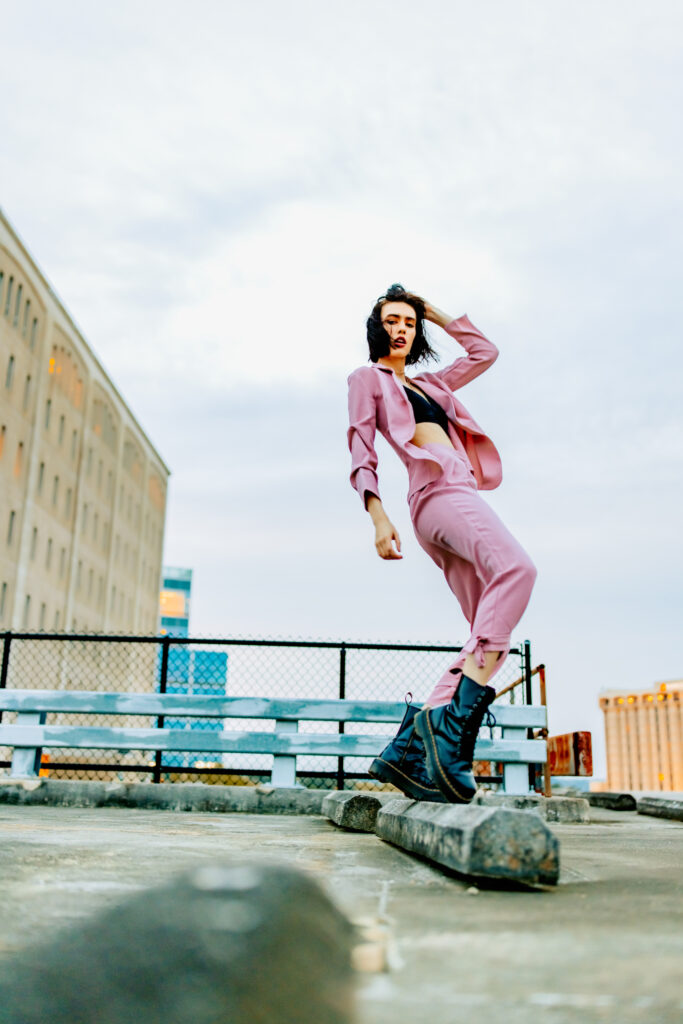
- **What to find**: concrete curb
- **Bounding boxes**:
[0,860,355,1024]
[473,792,590,823]
[636,796,683,822]
[0,779,327,816]
[587,792,637,812]
[375,798,560,886]
[322,791,402,832]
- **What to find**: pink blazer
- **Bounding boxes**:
[347,314,503,506]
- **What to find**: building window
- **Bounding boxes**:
[59,547,66,578]
[93,512,99,542]
[39,603,46,630]
[88,568,93,598]
[5,355,15,390]
[46,537,53,569]
[65,488,72,518]
[52,475,59,507]
[22,594,30,629]
[111,585,117,612]
[30,318,38,350]
[13,284,23,327]
[37,461,44,494]
[7,510,16,545]
[87,447,93,476]
[30,526,37,559]
[107,470,113,498]
[4,276,13,316]
[58,414,65,445]
[71,429,78,459]
[0,424,5,459]
[76,560,82,591]
[45,399,51,429]
[0,582,6,619]
[0,272,4,305]
[13,442,23,478]
[54,609,60,630]
[22,299,30,338]
[22,375,31,411]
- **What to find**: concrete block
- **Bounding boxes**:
[0,860,355,1024]
[587,791,637,812]
[375,798,560,886]
[473,791,590,823]
[0,779,326,816]
[636,796,683,821]
[322,791,402,832]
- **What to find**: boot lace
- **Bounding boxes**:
[458,702,497,762]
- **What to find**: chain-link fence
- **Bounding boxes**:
[0,632,535,789]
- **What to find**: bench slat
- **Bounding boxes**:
[0,724,546,762]
[0,691,547,728]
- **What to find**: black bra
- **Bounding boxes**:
[403,385,451,434]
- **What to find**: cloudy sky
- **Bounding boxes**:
[2,1,682,775]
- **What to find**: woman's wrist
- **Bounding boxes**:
[367,496,389,526]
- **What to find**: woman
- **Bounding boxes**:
[347,284,536,803]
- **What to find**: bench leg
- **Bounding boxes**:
[10,712,46,778]
[502,727,531,794]
[271,720,298,788]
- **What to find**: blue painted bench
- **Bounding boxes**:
[0,690,547,794]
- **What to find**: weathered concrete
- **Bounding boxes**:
[473,792,590,823]
[0,805,682,1024]
[323,791,403,832]
[637,796,683,821]
[587,791,637,811]
[0,859,354,1024]
[0,777,326,815]
[375,798,560,886]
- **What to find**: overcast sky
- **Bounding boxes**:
[2,1,682,776]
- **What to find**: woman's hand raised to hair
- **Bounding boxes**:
[423,301,454,329]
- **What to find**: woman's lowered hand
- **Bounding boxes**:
[374,519,402,561]
[367,497,403,560]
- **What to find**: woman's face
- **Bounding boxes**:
[380,301,417,357]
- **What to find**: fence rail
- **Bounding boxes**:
[0,631,534,789]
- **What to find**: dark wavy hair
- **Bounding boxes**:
[366,283,437,365]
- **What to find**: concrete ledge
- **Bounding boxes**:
[587,792,637,812]
[375,798,560,886]
[322,791,402,832]
[0,778,326,816]
[473,792,590,823]
[637,796,683,822]
[0,860,355,1024]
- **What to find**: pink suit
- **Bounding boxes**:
[347,315,536,705]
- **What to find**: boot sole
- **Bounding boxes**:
[368,758,445,803]
[413,710,476,804]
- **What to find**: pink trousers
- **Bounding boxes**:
[408,443,537,707]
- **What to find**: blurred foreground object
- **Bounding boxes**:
[0,861,355,1024]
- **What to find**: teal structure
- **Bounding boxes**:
[158,567,228,769]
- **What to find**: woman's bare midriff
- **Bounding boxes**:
[410,422,455,449]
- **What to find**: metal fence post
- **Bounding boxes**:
[153,635,171,784]
[523,638,534,789]
[523,639,533,705]
[336,643,346,791]
[0,631,12,725]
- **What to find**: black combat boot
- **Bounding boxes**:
[413,675,496,804]
[368,699,445,802]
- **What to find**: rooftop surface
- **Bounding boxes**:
[0,803,681,1024]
